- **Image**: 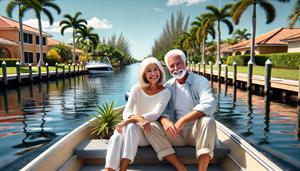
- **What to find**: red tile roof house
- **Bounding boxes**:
[0,16,83,65]
[280,32,300,52]
[228,28,300,56]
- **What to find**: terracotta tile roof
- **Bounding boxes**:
[47,37,84,54]
[280,32,300,42]
[220,43,231,52]
[0,15,50,36]
[229,28,300,50]
[0,36,18,46]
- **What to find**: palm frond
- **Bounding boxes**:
[259,0,276,24]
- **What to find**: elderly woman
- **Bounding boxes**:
[105,57,171,171]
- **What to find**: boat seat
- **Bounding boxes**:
[75,139,230,165]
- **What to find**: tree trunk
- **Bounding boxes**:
[216,20,221,64]
[72,29,76,64]
[19,5,25,66]
[38,16,44,66]
[250,3,256,64]
[202,39,205,64]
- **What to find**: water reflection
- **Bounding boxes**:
[213,82,300,170]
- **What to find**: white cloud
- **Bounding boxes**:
[23,17,112,34]
[167,0,205,6]
[154,7,164,12]
[87,17,112,29]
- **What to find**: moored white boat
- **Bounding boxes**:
[21,106,283,171]
[86,57,113,75]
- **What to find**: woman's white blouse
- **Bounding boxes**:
[123,85,171,121]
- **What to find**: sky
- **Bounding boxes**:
[0,0,297,60]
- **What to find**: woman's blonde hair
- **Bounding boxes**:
[138,57,166,88]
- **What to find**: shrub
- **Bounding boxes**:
[268,52,300,69]
[0,58,20,66]
[226,55,250,66]
[51,43,72,63]
[47,50,61,63]
[90,101,122,139]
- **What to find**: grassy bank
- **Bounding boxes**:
[192,65,298,80]
[0,65,76,75]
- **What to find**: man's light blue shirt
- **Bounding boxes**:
[162,72,216,122]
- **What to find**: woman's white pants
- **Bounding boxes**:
[105,123,149,170]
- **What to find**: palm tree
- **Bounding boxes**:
[233,28,251,42]
[232,0,290,64]
[31,0,61,66]
[203,4,234,64]
[288,0,300,27]
[6,0,39,66]
[75,26,99,56]
[191,15,215,63]
[60,12,87,63]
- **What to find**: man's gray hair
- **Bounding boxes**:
[164,49,186,67]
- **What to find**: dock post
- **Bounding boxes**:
[247,60,253,105]
[16,61,21,84]
[225,64,228,85]
[68,64,71,77]
[62,64,65,77]
[73,63,76,76]
[264,59,272,115]
[217,61,221,83]
[46,63,50,80]
[29,64,33,82]
[233,61,237,102]
[209,61,213,81]
[197,62,200,75]
[38,64,42,81]
[203,62,206,77]
[77,64,80,75]
[55,63,59,78]
[2,61,7,86]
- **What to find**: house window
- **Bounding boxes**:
[24,52,33,63]
[23,33,33,44]
[36,53,46,62]
[36,36,46,45]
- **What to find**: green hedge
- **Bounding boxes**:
[226,53,300,69]
[0,58,20,67]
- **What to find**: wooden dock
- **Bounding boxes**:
[190,65,298,93]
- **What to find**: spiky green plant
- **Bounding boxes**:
[90,101,122,139]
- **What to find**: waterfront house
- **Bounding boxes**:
[228,28,300,56]
[0,15,83,65]
[0,15,50,64]
[280,32,300,52]
[220,43,232,58]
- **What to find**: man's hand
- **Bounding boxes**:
[174,119,185,133]
[138,120,151,133]
[161,117,178,138]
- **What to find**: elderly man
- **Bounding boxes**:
[145,49,217,171]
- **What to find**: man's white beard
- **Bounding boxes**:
[171,69,186,80]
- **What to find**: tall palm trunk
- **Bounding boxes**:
[216,20,221,64]
[38,16,44,66]
[250,3,256,64]
[72,29,76,64]
[202,39,205,63]
[18,4,25,66]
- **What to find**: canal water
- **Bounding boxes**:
[0,63,299,170]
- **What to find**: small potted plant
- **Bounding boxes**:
[90,101,122,139]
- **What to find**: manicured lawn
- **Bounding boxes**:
[191,65,299,80]
[0,65,78,75]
